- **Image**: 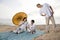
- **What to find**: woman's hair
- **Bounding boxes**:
[23,17,27,21]
[31,20,35,23]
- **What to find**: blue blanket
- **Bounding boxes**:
[0,30,45,40]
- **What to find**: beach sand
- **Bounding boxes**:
[0,24,60,40]
[33,24,60,40]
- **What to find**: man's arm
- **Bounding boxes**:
[50,6,54,14]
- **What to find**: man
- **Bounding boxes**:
[36,3,56,32]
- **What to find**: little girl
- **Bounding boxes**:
[12,17,28,34]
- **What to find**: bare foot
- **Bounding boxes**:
[45,30,50,33]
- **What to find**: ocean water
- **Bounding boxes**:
[0,17,60,26]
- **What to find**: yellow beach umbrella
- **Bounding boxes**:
[12,12,27,25]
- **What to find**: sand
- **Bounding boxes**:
[33,24,60,40]
[0,25,17,32]
[0,24,60,40]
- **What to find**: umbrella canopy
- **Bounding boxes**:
[12,12,27,25]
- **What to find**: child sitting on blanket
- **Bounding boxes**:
[12,17,28,34]
[27,20,36,34]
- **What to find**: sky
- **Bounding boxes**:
[0,0,60,25]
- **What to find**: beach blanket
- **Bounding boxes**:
[0,30,45,40]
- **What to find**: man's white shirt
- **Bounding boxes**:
[40,3,52,17]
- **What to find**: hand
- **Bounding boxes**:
[27,27,29,28]
[52,12,54,14]
[41,13,46,16]
[41,14,46,16]
[51,12,54,16]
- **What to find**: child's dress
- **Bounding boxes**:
[27,23,36,32]
[13,21,28,33]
